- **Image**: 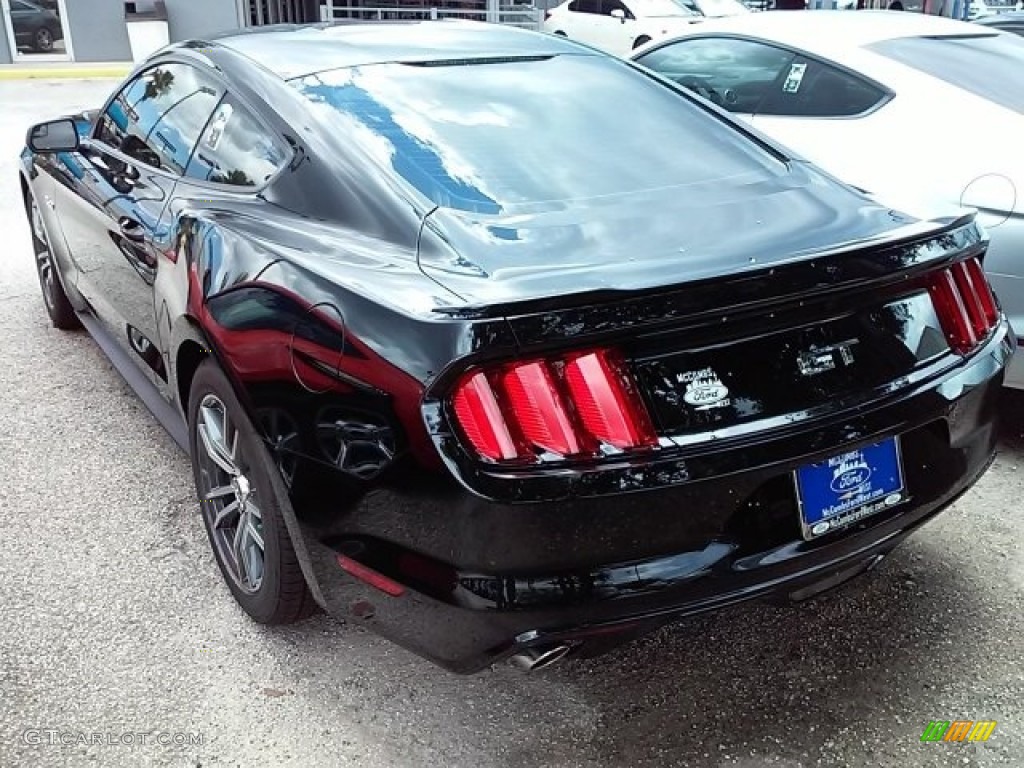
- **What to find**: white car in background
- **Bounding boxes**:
[542,0,749,56]
[631,11,1024,388]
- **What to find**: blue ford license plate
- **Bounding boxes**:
[794,437,906,539]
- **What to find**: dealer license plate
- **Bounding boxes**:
[795,436,906,540]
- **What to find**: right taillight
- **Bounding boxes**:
[926,256,1000,355]
[449,348,658,464]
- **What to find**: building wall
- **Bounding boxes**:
[0,0,243,65]
[0,15,11,64]
[163,0,243,42]
[64,0,132,61]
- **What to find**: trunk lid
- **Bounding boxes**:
[417,161,956,309]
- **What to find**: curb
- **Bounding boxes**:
[0,66,131,81]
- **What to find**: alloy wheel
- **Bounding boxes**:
[35,29,53,52]
[196,394,266,593]
[30,197,56,311]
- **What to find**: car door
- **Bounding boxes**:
[559,0,605,47]
[589,0,637,55]
[8,0,38,46]
[632,36,798,123]
[53,62,223,389]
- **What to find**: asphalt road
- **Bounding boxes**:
[0,80,1022,768]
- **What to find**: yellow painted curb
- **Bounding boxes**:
[0,66,130,80]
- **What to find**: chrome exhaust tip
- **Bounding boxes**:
[508,643,572,672]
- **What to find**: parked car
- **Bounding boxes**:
[967,0,994,18]
[9,0,63,53]
[543,0,748,56]
[633,10,1024,389]
[20,20,1011,673]
[976,10,1024,34]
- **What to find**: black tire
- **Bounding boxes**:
[25,189,80,330]
[553,30,567,37]
[633,35,652,49]
[33,27,54,52]
[188,358,317,624]
[888,1,904,9]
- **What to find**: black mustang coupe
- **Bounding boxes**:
[19,21,1012,673]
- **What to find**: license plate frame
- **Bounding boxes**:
[794,436,907,540]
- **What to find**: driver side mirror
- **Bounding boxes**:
[27,118,79,153]
[610,8,627,21]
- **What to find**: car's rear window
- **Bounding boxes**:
[292,54,785,214]
[868,33,1024,114]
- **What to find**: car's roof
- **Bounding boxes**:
[659,9,1002,56]
[211,20,587,81]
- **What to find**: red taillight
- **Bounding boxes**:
[450,349,657,463]
[563,351,658,450]
[926,257,1000,355]
[501,361,581,456]
[452,371,518,461]
[964,257,999,327]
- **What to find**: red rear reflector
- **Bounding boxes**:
[336,555,406,597]
[564,351,658,449]
[501,361,581,456]
[452,371,518,461]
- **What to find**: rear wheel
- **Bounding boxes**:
[188,358,317,624]
[633,35,652,49]
[553,30,567,36]
[26,190,80,330]
[33,27,54,52]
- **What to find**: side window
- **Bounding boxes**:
[186,95,289,187]
[604,0,635,18]
[635,38,797,114]
[96,64,222,173]
[568,0,602,13]
[759,59,887,118]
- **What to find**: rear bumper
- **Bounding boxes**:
[294,328,1011,673]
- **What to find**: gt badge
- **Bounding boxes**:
[797,339,859,377]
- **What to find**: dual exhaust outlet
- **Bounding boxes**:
[507,643,573,672]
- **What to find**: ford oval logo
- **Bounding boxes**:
[830,466,872,494]
[683,384,729,406]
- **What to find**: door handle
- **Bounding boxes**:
[118,216,146,243]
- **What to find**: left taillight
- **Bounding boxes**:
[925,256,1001,355]
[449,348,658,464]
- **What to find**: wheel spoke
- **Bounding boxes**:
[212,500,239,530]
[198,401,239,476]
[232,516,249,583]
[245,500,262,521]
[246,519,265,552]
[205,484,235,500]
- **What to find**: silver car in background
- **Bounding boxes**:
[632,11,1024,387]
